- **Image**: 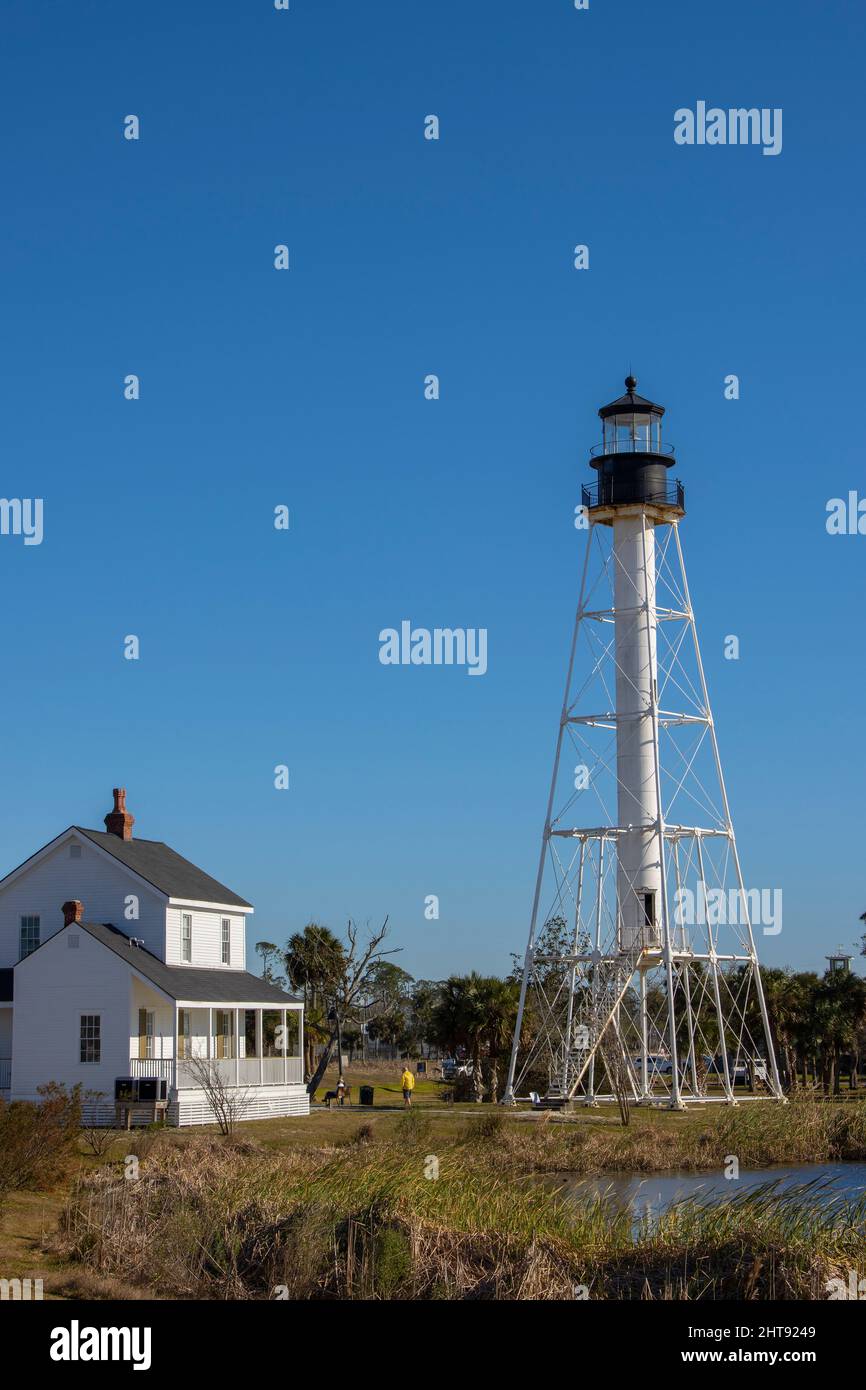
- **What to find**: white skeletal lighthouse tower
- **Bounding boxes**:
[503,378,783,1109]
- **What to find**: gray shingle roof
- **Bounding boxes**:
[79,922,299,1004]
[75,829,252,909]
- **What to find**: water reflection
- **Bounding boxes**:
[546,1162,866,1229]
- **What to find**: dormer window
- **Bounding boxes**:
[221,918,231,965]
[181,913,192,963]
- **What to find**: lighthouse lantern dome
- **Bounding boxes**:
[598,375,665,453]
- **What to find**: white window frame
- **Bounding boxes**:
[19,915,40,959]
[181,913,192,963]
[221,917,231,965]
[80,1014,101,1064]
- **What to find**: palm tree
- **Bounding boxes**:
[815,970,866,1094]
[482,977,520,1103]
[431,973,518,1102]
[781,971,820,1087]
[759,967,807,1091]
[284,923,345,1078]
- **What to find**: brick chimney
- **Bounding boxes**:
[104,787,135,840]
[63,900,83,927]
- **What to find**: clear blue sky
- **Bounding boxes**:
[1,0,863,979]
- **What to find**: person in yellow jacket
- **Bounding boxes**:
[400,1066,416,1108]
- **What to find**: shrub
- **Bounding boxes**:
[450,1073,475,1103]
[472,1110,505,1142]
[373,1226,412,1296]
[0,1083,82,1209]
[395,1109,432,1145]
[81,1092,117,1157]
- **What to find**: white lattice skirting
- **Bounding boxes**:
[71,1087,311,1128]
[173,1085,310,1127]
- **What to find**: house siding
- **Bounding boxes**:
[165,906,247,970]
[11,927,132,1105]
[0,834,166,967]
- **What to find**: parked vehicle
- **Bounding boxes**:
[631,1055,672,1077]
[703,1055,769,1085]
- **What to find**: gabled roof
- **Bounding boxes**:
[46,921,299,1005]
[74,829,252,909]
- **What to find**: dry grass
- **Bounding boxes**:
[467,1095,866,1175]
[54,1112,866,1301]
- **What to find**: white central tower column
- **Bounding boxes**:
[613,512,661,952]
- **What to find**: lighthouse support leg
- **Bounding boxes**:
[672,524,785,1103]
[584,837,605,1106]
[638,967,650,1101]
[695,832,736,1103]
[502,528,595,1105]
[672,836,702,1097]
[561,838,586,1095]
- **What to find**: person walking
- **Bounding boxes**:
[400,1065,415,1108]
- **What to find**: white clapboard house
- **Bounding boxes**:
[0,789,308,1125]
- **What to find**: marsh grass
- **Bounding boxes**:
[471,1095,866,1176]
[56,1115,866,1301]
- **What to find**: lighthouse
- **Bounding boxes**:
[599,378,672,955]
[503,378,782,1109]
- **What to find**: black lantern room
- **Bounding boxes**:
[584,376,684,513]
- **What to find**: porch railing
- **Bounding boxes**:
[128,1056,303,1089]
[129,1058,175,1081]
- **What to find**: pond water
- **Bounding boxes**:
[545,1162,866,1226]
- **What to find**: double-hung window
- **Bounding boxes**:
[221,918,231,965]
[19,915,40,959]
[181,913,192,963]
[80,1015,101,1064]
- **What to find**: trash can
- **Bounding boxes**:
[359,1085,374,1106]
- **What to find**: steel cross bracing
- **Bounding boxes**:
[503,517,784,1108]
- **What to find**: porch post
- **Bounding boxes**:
[298,1005,304,1087]
[235,1008,240,1087]
[207,1006,213,1059]
[172,1007,178,1092]
[257,1009,263,1086]
[281,1008,287,1085]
